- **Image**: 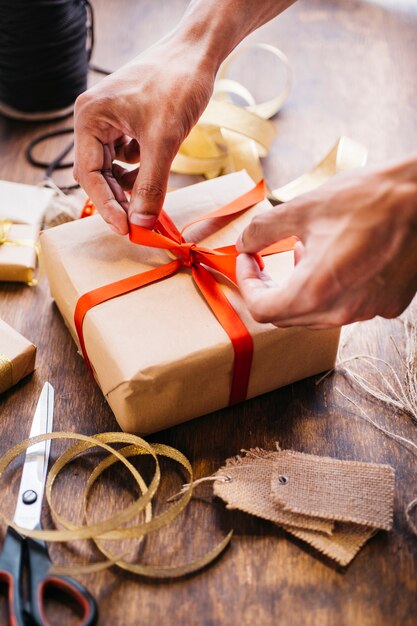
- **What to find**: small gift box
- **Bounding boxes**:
[0,179,53,285]
[40,171,340,434]
[0,221,40,284]
[0,179,53,225]
[0,319,37,393]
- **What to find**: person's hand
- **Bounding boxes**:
[236,157,417,328]
[73,0,296,234]
[73,38,216,234]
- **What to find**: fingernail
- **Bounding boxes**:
[129,213,157,229]
[236,232,244,252]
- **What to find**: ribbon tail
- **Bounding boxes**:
[74,259,181,371]
[192,264,253,405]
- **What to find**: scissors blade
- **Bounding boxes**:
[13,382,54,531]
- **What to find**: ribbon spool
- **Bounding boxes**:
[0,0,90,121]
[0,432,232,578]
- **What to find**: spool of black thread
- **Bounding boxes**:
[0,0,89,121]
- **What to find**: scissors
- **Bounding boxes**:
[0,382,98,626]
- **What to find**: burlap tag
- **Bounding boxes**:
[281,523,376,567]
[213,449,334,534]
[214,447,395,566]
[270,450,395,530]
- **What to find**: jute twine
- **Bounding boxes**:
[317,299,417,538]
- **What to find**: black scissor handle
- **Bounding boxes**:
[26,537,98,626]
[0,527,26,626]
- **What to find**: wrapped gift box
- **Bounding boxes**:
[0,180,53,284]
[40,171,340,434]
[0,222,39,284]
[0,319,37,393]
[0,179,53,225]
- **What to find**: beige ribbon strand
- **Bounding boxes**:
[271,136,368,202]
[170,45,367,198]
[171,43,290,180]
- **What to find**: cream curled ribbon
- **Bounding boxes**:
[0,432,232,578]
[0,219,40,286]
[0,352,13,394]
[171,43,290,184]
[171,43,368,199]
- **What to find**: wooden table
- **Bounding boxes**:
[1,1,416,624]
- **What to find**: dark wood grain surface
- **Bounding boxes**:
[1,1,417,624]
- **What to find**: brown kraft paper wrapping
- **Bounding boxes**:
[0,319,37,393]
[40,171,340,434]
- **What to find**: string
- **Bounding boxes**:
[19,0,110,191]
[0,0,90,118]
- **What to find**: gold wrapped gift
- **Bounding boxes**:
[41,171,340,434]
[0,179,54,285]
[0,319,37,393]
[0,221,39,285]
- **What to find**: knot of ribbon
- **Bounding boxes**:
[74,181,297,406]
[176,242,197,268]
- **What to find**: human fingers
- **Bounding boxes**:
[236,200,305,254]
[73,132,130,235]
[128,132,179,229]
[114,137,141,164]
[112,164,139,191]
[236,252,314,324]
[236,250,398,328]
[294,240,305,266]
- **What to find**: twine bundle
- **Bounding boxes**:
[319,300,417,536]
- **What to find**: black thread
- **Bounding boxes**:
[0,0,112,190]
[0,0,90,115]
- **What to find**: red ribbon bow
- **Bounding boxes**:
[74,181,296,405]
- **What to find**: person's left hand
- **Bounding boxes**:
[235,158,417,328]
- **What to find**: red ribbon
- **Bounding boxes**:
[74,181,296,405]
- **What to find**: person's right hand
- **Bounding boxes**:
[73,37,216,234]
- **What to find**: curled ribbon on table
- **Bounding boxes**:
[0,431,232,578]
[75,181,297,405]
[172,43,291,185]
[170,43,367,200]
[0,218,40,286]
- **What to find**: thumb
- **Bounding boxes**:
[236,200,305,254]
[128,138,174,229]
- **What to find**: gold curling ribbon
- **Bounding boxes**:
[0,432,232,578]
[0,219,40,287]
[0,352,13,394]
[271,136,368,202]
[171,44,368,198]
[171,43,290,183]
